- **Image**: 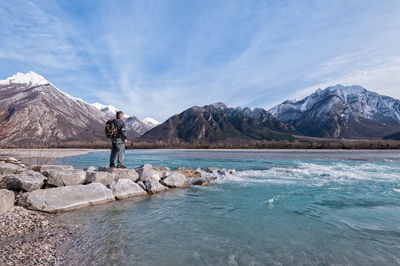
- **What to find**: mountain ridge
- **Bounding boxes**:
[1,71,400,147]
[0,71,153,146]
[269,84,400,139]
[141,102,298,144]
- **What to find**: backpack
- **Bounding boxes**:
[105,119,118,138]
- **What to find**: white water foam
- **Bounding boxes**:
[209,162,400,186]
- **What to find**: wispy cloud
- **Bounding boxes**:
[293,55,400,101]
[1,0,400,121]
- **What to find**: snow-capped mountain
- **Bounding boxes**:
[91,103,157,134]
[91,103,131,119]
[0,71,144,146]
[142,117,160,128]
[125,116,153,135]
[270,85,400,138]
[0,71,50,87]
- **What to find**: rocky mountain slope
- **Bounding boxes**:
[0,72,143,146]
[91,103,152,135]
[270,85,400,139]
[141,102,297,144]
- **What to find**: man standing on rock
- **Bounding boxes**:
[110,111,128,168]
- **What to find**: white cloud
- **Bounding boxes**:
[293,55,400,101]
[2,0,400,121]
[0,0,82,70]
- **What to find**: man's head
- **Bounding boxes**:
[116,111,124,120]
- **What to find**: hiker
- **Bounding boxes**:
[109,111,128,168]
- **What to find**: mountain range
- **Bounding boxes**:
[0,71,159,146]
[141,103,297,144]
[0,71,399,147]
[269,85,400,139]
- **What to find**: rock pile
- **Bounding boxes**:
[0,157,233,213]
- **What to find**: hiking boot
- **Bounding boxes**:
[117,165,127,169]
[110,164,116,168]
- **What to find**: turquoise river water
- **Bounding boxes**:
[53,150,400,265]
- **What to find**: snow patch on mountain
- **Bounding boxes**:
[91,102,130,118]
[143,117,160,127]
[270,84,400,124]
[0,71,50,86]
[0,71,86,103]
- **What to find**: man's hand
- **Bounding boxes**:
[124,139,128,145]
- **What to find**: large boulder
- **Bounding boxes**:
[161,172,188,188]
[0,170,45,192]
[175,167,202,178]
[136,164,161,182]
[145,177,168,194]
[85,171,115,186]
[0,161,24,176]
[21,183,115,213]
[0,189,14,213]
[98,167,139,182]
[109,179,147,199]
[43,169,86,187]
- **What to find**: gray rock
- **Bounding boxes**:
[0,170,45,192]
[137,180,146,191]
[85,171,115,186]
[106,168,139,182]
[144,177,168,194]
[109,179,147,199]
[83,166,96,171]
[189,178,210,186]
[21,183,115,213]
[136,165,161,182]
[0,189,14,213]
[98,166,109,171]
[175,167,202,178]
[44,169,86,187]
[0,161,24,176]
[161,172,188,188]
[39,165,75,173]
[189,176,217,186]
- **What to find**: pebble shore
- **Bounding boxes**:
[0,207,80,265]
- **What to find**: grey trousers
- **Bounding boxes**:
[110,138,125,166]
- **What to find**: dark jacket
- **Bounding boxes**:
[114,119,127,140]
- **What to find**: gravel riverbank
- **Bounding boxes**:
[0,207,80,265]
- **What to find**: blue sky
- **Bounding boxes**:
[1,0,400,121]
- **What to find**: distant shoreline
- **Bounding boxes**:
[1,148,399,163]
[0,148,106,164]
